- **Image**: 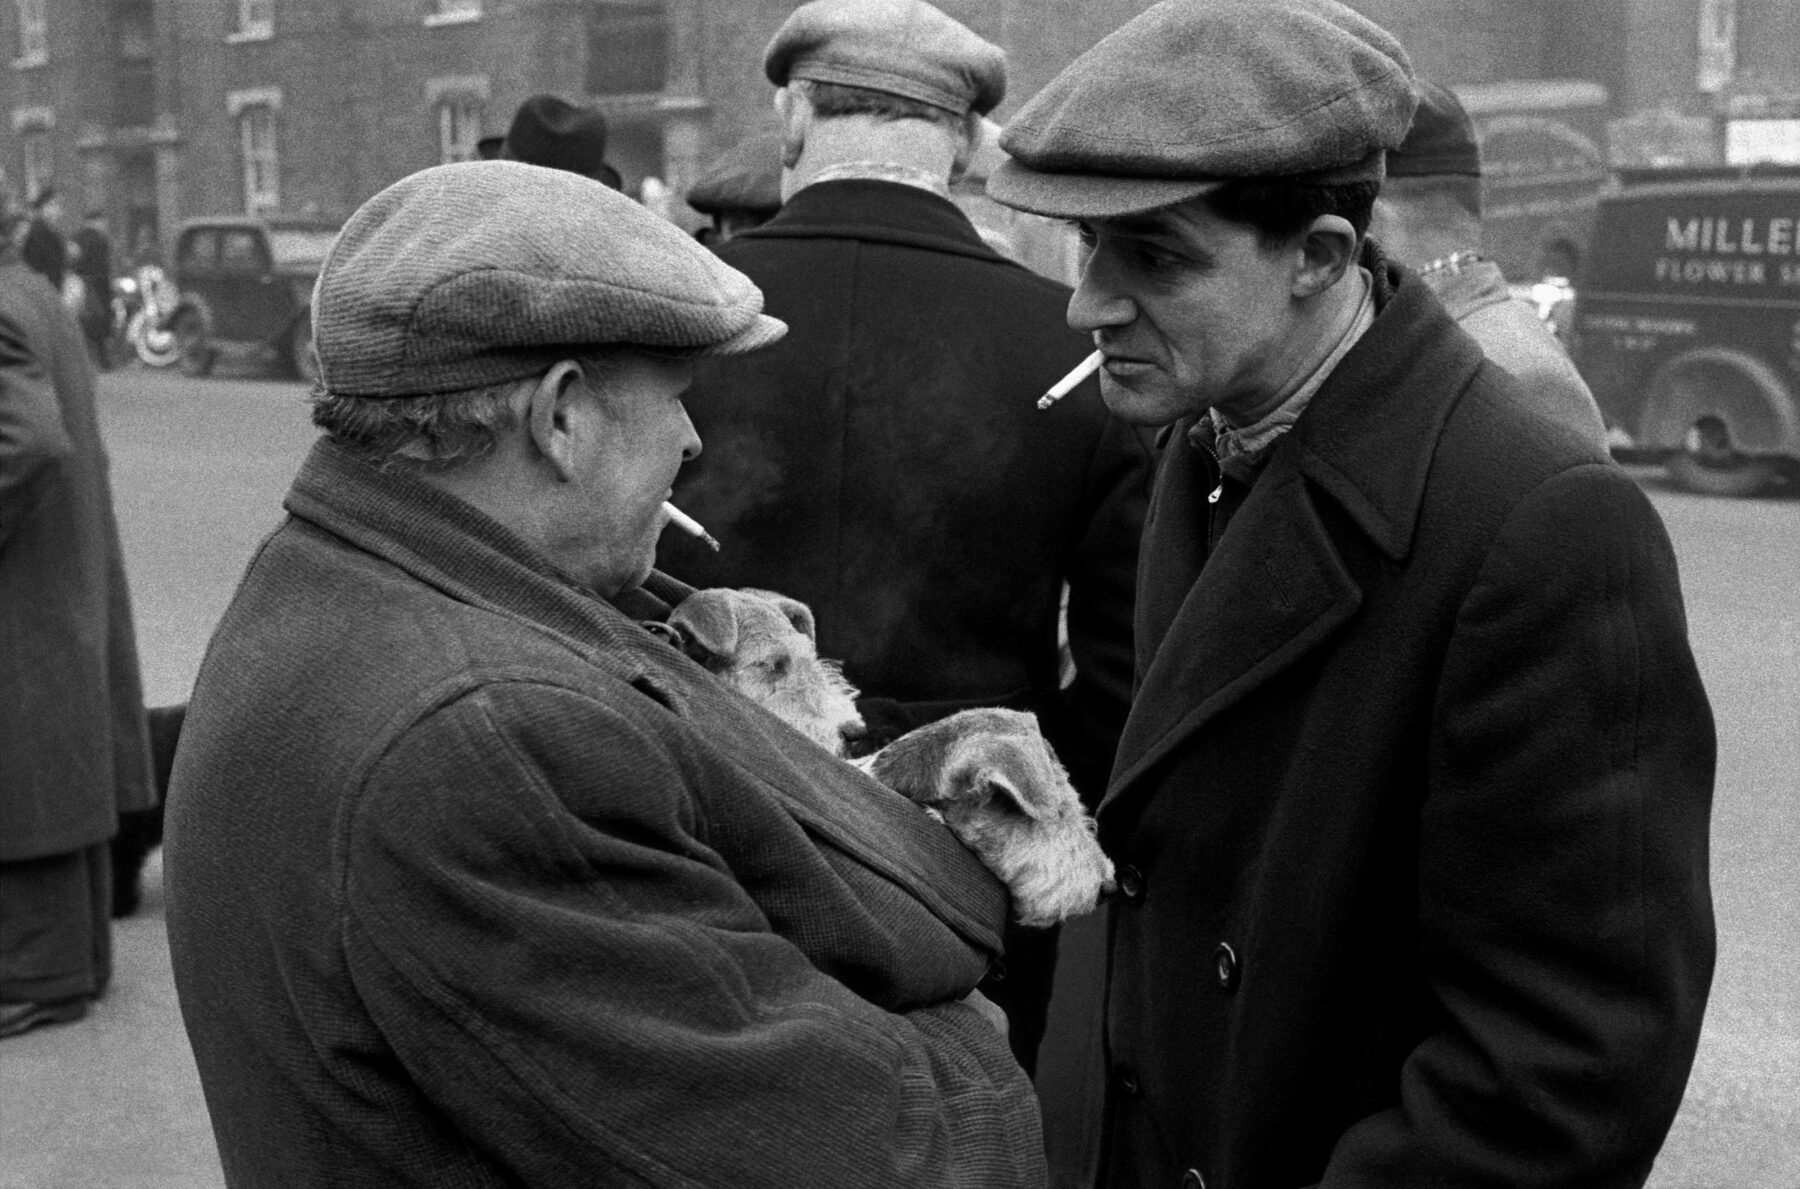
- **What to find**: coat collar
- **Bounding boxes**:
[1104,248,1484,811]
[733,177,1012,266]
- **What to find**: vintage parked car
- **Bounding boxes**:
[166,217,338,381]
[1568,164,1800,497]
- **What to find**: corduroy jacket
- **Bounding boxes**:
[164,439,1046,1188]
[1036,251,1715,1189]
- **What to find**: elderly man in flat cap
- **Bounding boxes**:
[987,2,1716,1187]
[1368,79,1608,451]
[662,0,1152,1080]
[162,161,1045,1188]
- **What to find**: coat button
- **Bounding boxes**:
[1215,942,1239,991]
[1116,864,1145,905]
[1180,1170,1207,1189]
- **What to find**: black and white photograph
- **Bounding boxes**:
[1,0,1795,1185]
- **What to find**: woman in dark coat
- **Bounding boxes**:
[0,238,155,1037]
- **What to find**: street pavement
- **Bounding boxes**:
[1,364,1795,1186]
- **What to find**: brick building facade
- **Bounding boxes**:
[3,0,1796,262]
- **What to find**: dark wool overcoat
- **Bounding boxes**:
[165,441,1046,1188]
[663,179,1150,798]
[1036,256,1716,1189]
[1,254,153,861]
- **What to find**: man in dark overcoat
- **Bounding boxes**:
[987,1,1717,1186]
[163,162,1045,1187]
[1,231,156,1038]
[661,0,1152,1075]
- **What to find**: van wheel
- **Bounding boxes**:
[1667,416,1779,498]
[288,317,319,384]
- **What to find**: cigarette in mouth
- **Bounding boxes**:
[662,501,720,552]
[1037,349,1104,410]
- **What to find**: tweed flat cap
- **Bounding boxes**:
[687,131,785,216]
[988,0,1417,219]
[1388,81,1481,178]
[765,0,1006,117]
[311,162,786,399]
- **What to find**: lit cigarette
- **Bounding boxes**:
[662,501,720,552]
[1037,350,1104,410]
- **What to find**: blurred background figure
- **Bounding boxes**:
[1,218,157,1040]
[69,210,116,368]
[499,93,623,191]
[686,129,785,245]
[662,0,1152,1078]
[18,188,67,294]
[1369,80,1608,448]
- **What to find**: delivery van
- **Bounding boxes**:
[1568,165,1800,496]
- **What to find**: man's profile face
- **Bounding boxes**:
[1068,200,1301,426]
[564,353,699,596]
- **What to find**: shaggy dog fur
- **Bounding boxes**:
[667,588,1113,925]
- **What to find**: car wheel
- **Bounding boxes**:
[1666,415,1779,498]
[287,316,320,384]
[172,309,215,378]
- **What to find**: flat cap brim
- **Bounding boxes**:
[985,160,1223,219]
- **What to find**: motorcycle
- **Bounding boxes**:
[113,264,181,368]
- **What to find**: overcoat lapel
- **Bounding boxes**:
[1102,255,1487,816]
[1103,446,1361,812]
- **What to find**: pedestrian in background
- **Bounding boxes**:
[685,129,785,245]
[1368,79,1608,449]
[988,0,1715,1184]
[660,0,1153,1078]
[499,93,623,191]
[70,209,116,368]
[163,161,1043,1187]
[18,187,67,294]
[1,219,156,1039]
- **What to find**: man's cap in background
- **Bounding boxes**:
[1387,80,1482,178]
[686,131,786,217]
[988,0,1417,220]
[311,162,785,399]
[501,95,623,191]
[764,0,1006,117]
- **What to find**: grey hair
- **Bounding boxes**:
[309,350,629,474]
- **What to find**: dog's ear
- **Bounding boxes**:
[743,588,816,643]
[667,590,742,662]
[943,738,1049,820]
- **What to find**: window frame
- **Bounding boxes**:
[237,103,281,217]
[423,0,481,28]
[437,96,484,164]
[228,0,275,42]
[14,0,48,67]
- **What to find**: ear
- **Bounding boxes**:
[667,590,742,661]
[1291,213,1360,300]
[774,87,807,171]
[744,588,816,643]
[947,113,980,183]
[941,738,1047,819]
[524,359,589,481]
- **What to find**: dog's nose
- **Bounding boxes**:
[839,718,868,742]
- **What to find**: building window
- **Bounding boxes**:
[585,3,666,95]
[438,97,483,164]
[230,0,274,41]
[14,0,48,66]
[238,104,280,216]
[20,130,51,201]
[424,0,480,27]
[1696,0,1737,94]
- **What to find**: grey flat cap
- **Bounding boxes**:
[988,0,1417,219]
[312,162,786,399]
[765,0,1006,117]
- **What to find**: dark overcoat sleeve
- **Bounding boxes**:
[1323,462,1716,1185]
